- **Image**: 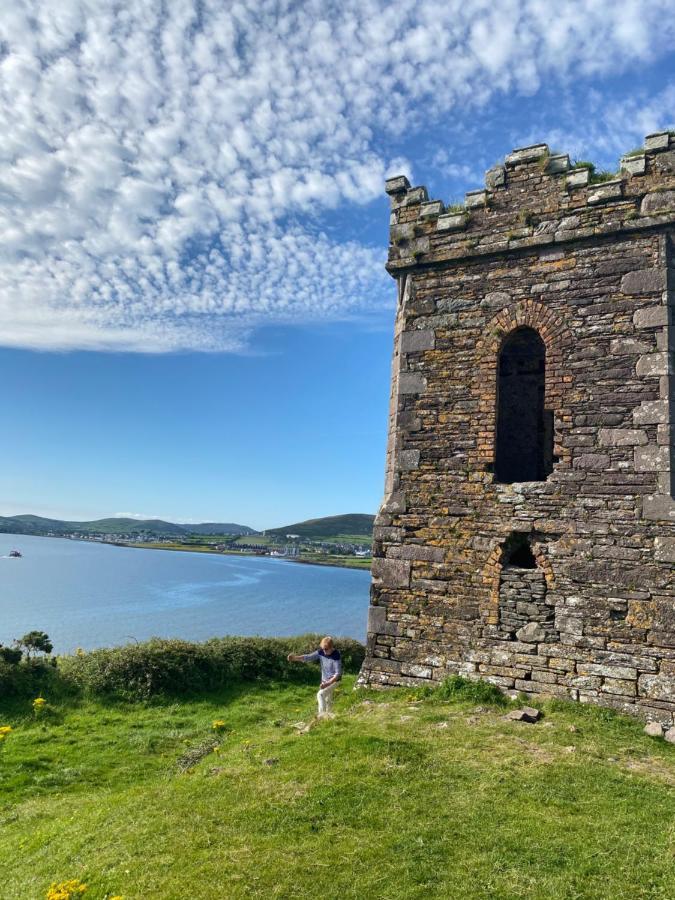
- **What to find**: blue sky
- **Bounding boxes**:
[1,1,674,529]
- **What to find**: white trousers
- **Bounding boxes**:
[317,683,336,716]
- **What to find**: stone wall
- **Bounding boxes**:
[359,134,675,724]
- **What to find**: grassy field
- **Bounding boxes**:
[2,677,675,898]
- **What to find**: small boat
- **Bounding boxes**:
[8,549,22,558]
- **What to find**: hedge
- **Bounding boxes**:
[56,635,365,700]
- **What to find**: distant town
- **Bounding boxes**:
[0,513,374,570]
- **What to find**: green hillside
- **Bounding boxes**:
[265,513,374,541]
[0,515,255,537]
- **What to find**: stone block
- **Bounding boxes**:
[372,526,402,542]
[634,445,671,472]
[602,678,636,696]
[665,727,675,744]
[558,215,582,231]
[390,544,445,563]
[588,180,623,205]
[419,200,443,218]
[633,400,671,425]
[578,663,637,680]
[566,168,590,189]
[367,605,401,637]
[645,132,671,151]
[382,492,406,514]
[485,165,506,189]
[516,622,546,643]
[573,453,611,471]
[385,175,411,195]
[505,144,548,166]
[367,604,387,634]
[403,186,428,205]
[465,190,487,209]
[437,213,468,232]
[655,537,675,563]
[644,721,664,737]
[610,338,653,355]
[639,674,675,702]
[371,557,411,589]
[641,190,675,215]
[546,154,569,174]
[398,449,421,471]
[633,306,671,329]
[401,663,432,679]
[401,330,435,353]
[643,494,675,521]
[636,353,672,377]
[372,658,403,675]
[598,428,648,447]
[398,373,427,394]
[620,155,646,176]
[621,269,666,295]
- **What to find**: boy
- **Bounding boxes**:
[287,636,342,718]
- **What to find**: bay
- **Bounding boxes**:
[0,533,371,654]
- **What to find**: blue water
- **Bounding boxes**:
[0,534,371,653]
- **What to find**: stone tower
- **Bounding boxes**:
[360,134,675,724]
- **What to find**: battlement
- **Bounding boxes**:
[386,132,675,272]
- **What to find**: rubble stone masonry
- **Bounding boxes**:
[359,135,675,724]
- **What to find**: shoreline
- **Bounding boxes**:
[0,531,372,571]
[113,539,372,571]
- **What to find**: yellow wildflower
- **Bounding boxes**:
[0,725,12,735]
[33,697,47,714]
[46,879,87,900]
[212,719,226,732]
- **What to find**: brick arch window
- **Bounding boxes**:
[495,326,553,483]
[472,300,573,477]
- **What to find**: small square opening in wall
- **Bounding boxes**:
[497,534,557,645]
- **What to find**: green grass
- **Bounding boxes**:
[295,553,371,570]
[2,678,675,899]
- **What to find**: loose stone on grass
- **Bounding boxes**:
[506,706,541,723]
[644,721,664,738]
[665,727,675,744]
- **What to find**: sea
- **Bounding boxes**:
[0,533,371,654]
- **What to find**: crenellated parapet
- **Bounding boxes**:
[386,132,675,272]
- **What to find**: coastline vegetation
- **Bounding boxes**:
[123,540,372,570]
[2,641,675,898]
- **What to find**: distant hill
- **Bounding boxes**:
[265,513,375,541]
[0,515,255,537]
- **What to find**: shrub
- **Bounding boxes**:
[0,645,23,664]
[58,635,365,700]
[0,658,62,698]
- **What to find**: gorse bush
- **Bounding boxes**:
[58,635,365,700]
[0,657,63,698]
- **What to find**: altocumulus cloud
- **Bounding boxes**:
[1,0,674,352]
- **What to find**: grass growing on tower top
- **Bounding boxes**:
[1,676,675,898]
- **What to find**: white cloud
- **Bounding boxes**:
[519,82,675,168]
[0,1,673,352]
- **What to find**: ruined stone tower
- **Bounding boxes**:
[359,134,675,724]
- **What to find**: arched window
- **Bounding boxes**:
[495,327,553,483]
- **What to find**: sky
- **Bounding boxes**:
[1,1,674,530]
